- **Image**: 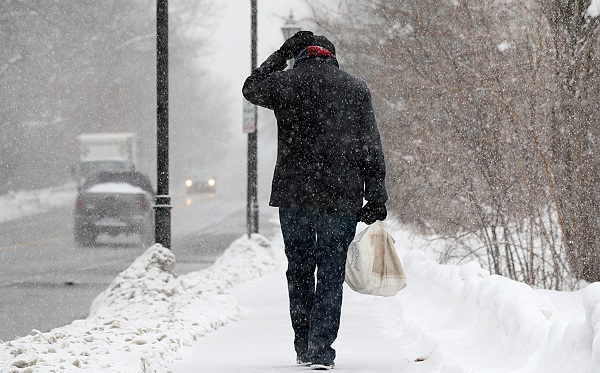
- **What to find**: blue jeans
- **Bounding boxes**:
[279,207,357,365]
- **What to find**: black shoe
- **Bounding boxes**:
[311,362,335,370]
[296,355,311,366]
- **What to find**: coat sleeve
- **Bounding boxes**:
[359,89,388,204]
[242,50,288,109]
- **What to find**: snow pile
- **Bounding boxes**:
[396,226,600,373]
[497,41,511,52]
[86,183,145,194]
[0,234,277,373]
[0,184,76,224]
[537,282,600,373]
[588,0,600,18]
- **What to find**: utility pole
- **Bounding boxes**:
[155,0,172,248]
[247,0,259,236]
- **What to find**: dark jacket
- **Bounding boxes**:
[242,50,387,210]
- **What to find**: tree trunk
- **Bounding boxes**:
[541,0,600,282]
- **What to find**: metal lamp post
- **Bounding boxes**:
[247,0,259,236]
[155,0,172,248]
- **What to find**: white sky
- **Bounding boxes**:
[200,0,313,128]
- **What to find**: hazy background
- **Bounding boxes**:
[0,0,314,198]
[3,0,599,287]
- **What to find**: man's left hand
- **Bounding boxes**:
[279,31,314,59]
[357,202,387,225]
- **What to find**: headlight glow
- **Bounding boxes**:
[208,179,216,187]
[185,179,193,187]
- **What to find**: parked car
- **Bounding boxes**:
[73,171,155,246]
[185,171,216,195]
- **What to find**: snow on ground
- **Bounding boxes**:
[0,234,277,372]
[588,0,600,18]
[1,219,599,372]
[86,183,145,194]
[396,227,600,373]
[0,184,77,224]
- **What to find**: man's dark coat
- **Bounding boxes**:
[242,49,387,210]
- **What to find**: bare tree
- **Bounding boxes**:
[535,0,600,282]
[309,0,582,288]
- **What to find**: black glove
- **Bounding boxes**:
[357,202,387,225]
[279,31,314,59]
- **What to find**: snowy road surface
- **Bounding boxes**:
[0,184,251,341]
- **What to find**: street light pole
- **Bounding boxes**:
[247,0,259,236]
[155,0,172,248]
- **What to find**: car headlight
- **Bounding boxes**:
[185,179,193,187]
[208,179,216,187]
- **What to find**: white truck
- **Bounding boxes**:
[74,133,137,188]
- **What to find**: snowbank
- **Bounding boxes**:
[0,234,277,373]
[537,282,600,373]
[0,184,77,224]
[86,183,145,194]
[588,0,600,18]
[396,226,600,373]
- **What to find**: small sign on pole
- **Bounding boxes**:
[243,99,256,134]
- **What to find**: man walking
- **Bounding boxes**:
[242,31,387,370]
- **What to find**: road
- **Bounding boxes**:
[0,184,276,342]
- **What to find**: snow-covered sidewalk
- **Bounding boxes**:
[171,226,600,373]
[1,221,599,372]
[171,259,408,373]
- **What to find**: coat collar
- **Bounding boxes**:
[293,46,339,68]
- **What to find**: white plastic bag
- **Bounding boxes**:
[345,221,407,296]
